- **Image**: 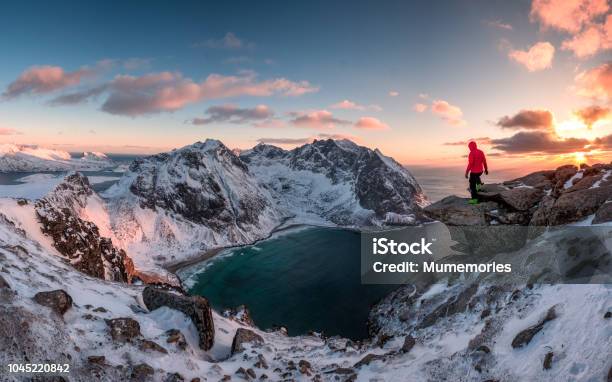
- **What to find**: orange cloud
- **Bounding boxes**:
[496,109,554,130]
[444,137,492,146]
[2,65,94,98]
[530,0,609,34]
[431,100,466,126]
[574,105,611,127]
[574,62,612,102]
[354,117,389,130]
[561,16,612,58]
[508,42,555,72]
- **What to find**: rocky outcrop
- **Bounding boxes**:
[231,328,264,354]
[511,307,556,348]
[142,287,214,350]
[425,163,612,227]
[35,173,129,282]
[33,290,73,316]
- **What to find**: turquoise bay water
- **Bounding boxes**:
[184,227,398,340]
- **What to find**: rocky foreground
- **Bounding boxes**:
[425,163,612,227]
[0,156,611,381]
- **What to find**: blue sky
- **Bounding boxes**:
[0,0,610,167]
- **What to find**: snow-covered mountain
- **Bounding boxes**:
[0,144,113,172]
[241,139,427,225]
[97,138,426,271]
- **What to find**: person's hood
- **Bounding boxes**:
[468,141,477,151]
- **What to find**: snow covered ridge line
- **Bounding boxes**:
[0,143,113,172]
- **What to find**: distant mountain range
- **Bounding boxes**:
[0,143,112,172]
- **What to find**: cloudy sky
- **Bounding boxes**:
[0,0,610,169]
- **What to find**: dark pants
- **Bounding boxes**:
[469,172,483,199]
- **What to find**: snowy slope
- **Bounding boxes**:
[0,208,610,381]
[0,144,113,172]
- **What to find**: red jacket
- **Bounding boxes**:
[466,141,488,174]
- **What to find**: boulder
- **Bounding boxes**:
[423,196,498,226]
[563,174,602,193]
[166,329,187,350]
[593,202,612,224]
[543,352,553,370]
[401,335,416,353]
[530,195,556,226]
[549,186,612,225]
[511,307,556,348]
[142,287,214,350]
[130,363,154,382]
[140,339,168,354]
[354,353,385,368]
[552,165,578,196]
[504,170,555,190]
[33,290,73,316]
[499,188,544,211]
[106,317,141,343]
[231,328,264,354]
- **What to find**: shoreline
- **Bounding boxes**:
[163,218,339,274]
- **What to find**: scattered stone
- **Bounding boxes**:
[376,333,392,347]
[593,202,612,224]
[543,352,553,370]
[142,287,214,350]
[298,359,311,375]
[33,290,73,315]
[608,366,612,382]
[236,367,255,380]
[354,353,385,368]
[130,363,155,381]
[93,307,108,313]
[476,345,490,353]
[254,354,268,369]
[166,329,187,350]
[164,372,185,382]
[246,369,256,379]
[140,339,168,354]
[87,355,105,365]
[480,308,491,319]
[231,328,264,355]
[511,307,557,348]
[418,283,478,329]
[84,304,93,309]
[221,375,231,381]
[604,311,611,319]
[82,314,96,320]
[423,196,497,226]
[106,317,141,343]
[0,275,10,289]
[401,335,416,353]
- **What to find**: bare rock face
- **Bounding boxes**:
[106,317,141,343]
[593,202,612,224]
[142,287,214,351]
[548,186,612,225]
[33,290,73,316]
[231,328,264,355]
[35,173,129,282]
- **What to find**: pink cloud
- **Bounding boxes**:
[431,100,466,126]
[574,62,612,102]
[0,128,20,135]
[289,110,350,129]
[508,42,555,72]
[530,0,609,33]
[102,71,319,116]
[354,117,390,130]
[330,99,365,110]
[413,103,428,113]
[561,17,612,58]
[2,65,94,98]
[388,91,399,97]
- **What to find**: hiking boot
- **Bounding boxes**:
[468,198,479,205]
[476,183,484,192]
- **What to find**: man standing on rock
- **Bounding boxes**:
[464,141,488,204]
